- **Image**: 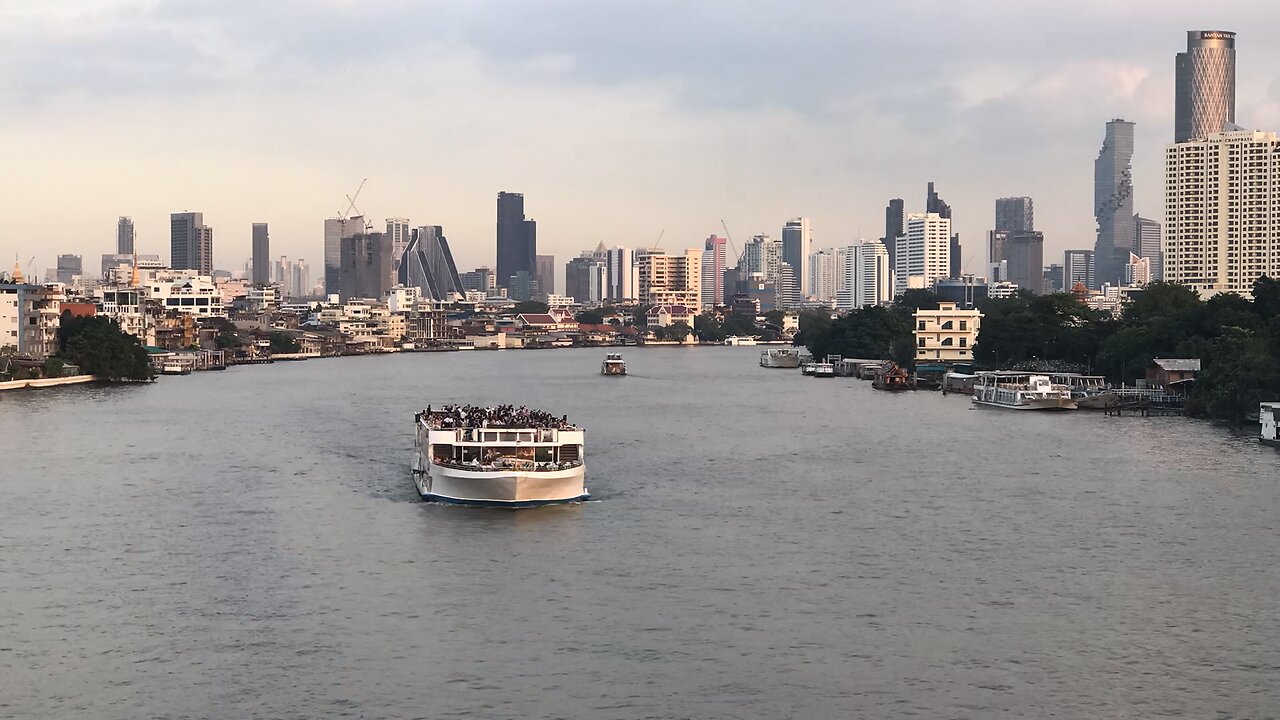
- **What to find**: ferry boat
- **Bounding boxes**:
[972,372,1077,410]
[760,348,801,368]
[1050,373,1117,409]
[412,406,588,507]
[724,336,758,346]
[1261,402,1280,446]
[601,353,626,376]
[811,362,835,377]
[800,362,816,376]
[160,362,191,375]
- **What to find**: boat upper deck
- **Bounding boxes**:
[417,404,580,432]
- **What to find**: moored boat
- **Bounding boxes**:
[1261,402,1280,446]
[724,336,758,346]
[601,353,626,375]
[160,362,191,375]
[972,372,1077,410]
[811,362,835,377]
[412,405,588,507]
[760,348,801,368]
[872,362,914,391]
[1051,373,1117,409]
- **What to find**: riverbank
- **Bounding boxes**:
[0,375,98,392]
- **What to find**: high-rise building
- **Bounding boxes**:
[884,198,905,273]
[496,192,536,289]
[565,255,607,304]
[117,217,135,255]
[1175,31,1237,143]
[988,230,1009,273]
[895,213,951,294]
[1094,119,1136,289]
[460,267,495,293]
[251,223,270,285]
[836,240,891,310]
[1064,249,1095,290]
[950,235,962,278]
[700,235,727,310]
[387,217,412,289]
[1164,130,1280,298]
[535,254,555,296]
[741,234,782,281]
[926,182,952,219]
[1125,253,1152,286]
[339,232,392,301]
[807,249,838,304]
[55,254,82,285]
[1006,231,1045,294]
[995,197,1034,234]
[170,212,213,275]
[292,259,310,298]
[1133,215,1163,282]
[776,263,801,310]
[605,247,634,303]
[398,226,464,301]
[324,216,364,296]
[1044,264,1065,293]
[781,218,812,297]
[636,249,701,308]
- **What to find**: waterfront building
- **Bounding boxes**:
[1064,249,1095,291]
[884,198,904,273]
[1134,215,1163,282]
[398,226,464,301]
[781,218,812,297]
[1175,30,1236,143]
[1094,119,1135,289]
[117,217,135,255]
[139,270,224,317]
[1164,130,1280,298]
[636,249,701,308]
[0,281,62,357]
[324,215,364,295]
[496,192,536,290]
[914,301,981,363]
[836,240,891,310]
[55,255,82,285]
[1007,231,1045,294]
[807,249,838,304]
[251,223,270,285]
[170,212,213,276]
[701,235,727,310]
[895,213,951,295]
[339,232,393,301]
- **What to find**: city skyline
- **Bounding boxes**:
[7,5,1280,284]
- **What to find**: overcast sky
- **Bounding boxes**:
[5,1,1280,288]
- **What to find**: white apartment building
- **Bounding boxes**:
[895,213,952,294]
[637,249,701,308]
[807,249,838,304]
[914,301,981,363]
[136,269,224,317]
[1165,130,1280,298]
[836,240,892,310]
[0,282,62,358]
[741,234,782,281]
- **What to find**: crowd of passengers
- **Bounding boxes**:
[421,404,575,430]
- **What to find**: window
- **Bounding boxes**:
[918,337,926,347]
[959,320,967,331]
[941,337,953,346]
[941,320,953,330]
[917,321,926,330]
[960,337,967,347]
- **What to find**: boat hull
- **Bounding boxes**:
[972,397,1078,410]
[415,461,588,507]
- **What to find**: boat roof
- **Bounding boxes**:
[419,408,580,431]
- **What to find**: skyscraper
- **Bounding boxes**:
[170,212,213,275]
[995,197,1034,234]
[1094,119,1136,289]
[56,254,82,285]
[535,254,555,296]
[339,232,392,301]
[701,235,727,310]
[496,192,536,289]
[1175,30,1236,143]
[836,240,891,310]
[324,216,364,296]
[117,217,134,255]
[741,234,782,281]
[565,255,607,304]
[884,198,904,273]
[636,249,701,308]
[807,249,838,304]
[387,217,412,289]
[1133,215,1163,282]
[606,246,634,303]
[1006,231,1045,294]
[926,182,951,219]
[781,218,812,297]
[895,213,951,294]
[398,226,464,301]
[1064,249,1095,291]
[251,223,270,285]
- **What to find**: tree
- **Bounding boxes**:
[205,317,242,349]
[513,300,550,314]
[804,305,913,363]
[895,289,940,312]
[694,313,726,342]
[56,312,153,381]
[666,321,692,343]
[268,331,300,354]
[575,309,605,325]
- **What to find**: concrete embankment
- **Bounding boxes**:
[0,375,99,392]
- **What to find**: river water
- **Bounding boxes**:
[1,346,1277,719]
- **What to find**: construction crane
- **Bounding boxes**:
[653,228,666,249]
[339,179,372,231]
[720,219,743,267]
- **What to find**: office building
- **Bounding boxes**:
[566,255,607,304]
[950,235,962,278]
[251,223,270,285]
[324,216,364,295]
[398,226,464,301]
[55,255,82,285]
[605,246,635,303]
[117,217,135,255]
[933,277,990,309]
[636,249,701,308]
[460,267,495,293]
[1044,264,1065,293]
[926,182,951,218]
[884,198,905,273]
[496,191,536,289]
[1175,30,1236,143]
[1164,130,1280,297]
[1064,249,1095,290]
[1094,119,1135,288]
[701,235,727,310]
[781,218,812,297]
[387,217,412,289]
[1126,253,1152,287]
[988,230,1009,274]
[807,249,839,304]
[776,263,801,310]
[1134,215,1163,282]
[895,213,951,294]
[339,232,392,301]
[995,197,1034,234]
[1006,231,1044,294]
[741,234,782,281]
[170,212,213,276]
[837,240,892,310]
[535,254,555,296]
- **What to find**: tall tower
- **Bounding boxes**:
[781,218,812,297]
[251,223,270,285]
[1175,31,1236,143]
[701,235,727,310]
[117,217,135,255]
[1094,119,1135,288]
[171,212,213,275]
[496,192,535,289]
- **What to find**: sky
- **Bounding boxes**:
[5,1,1280,290]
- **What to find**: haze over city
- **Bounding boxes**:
[6,0,1280,280]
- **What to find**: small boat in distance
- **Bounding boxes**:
[160,362,191,375]
[601,353,626,376]
[811,362,835,378]
[1050,373,1117,409]
[724,336,758,346]
[872,362,914,391]
[972,372,1077,410]
[760,348,801,368]
[413,405,588,507]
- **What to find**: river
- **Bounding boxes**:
[1,346,1277,719]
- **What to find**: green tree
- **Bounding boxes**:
[575,309,605,325]
[268,331,300,354]
[665,321,692,343]
[895,289,940,311]
[694,313,726,342]
[56,312,153,381]
[513,300,550,314]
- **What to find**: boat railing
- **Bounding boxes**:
[433,458,583,472]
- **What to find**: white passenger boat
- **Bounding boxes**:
[1261,402,1280,446]
[811,362,835,378]
[412,406,588,507]
[972,372,1077,410]
[724,336,758,346]
[160,362,191,375]
[760,348,801,368]
[1050,373,1117,409]
[601,353,626,375]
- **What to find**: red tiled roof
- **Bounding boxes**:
[518,313,558,324]
[60,302,97,317]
